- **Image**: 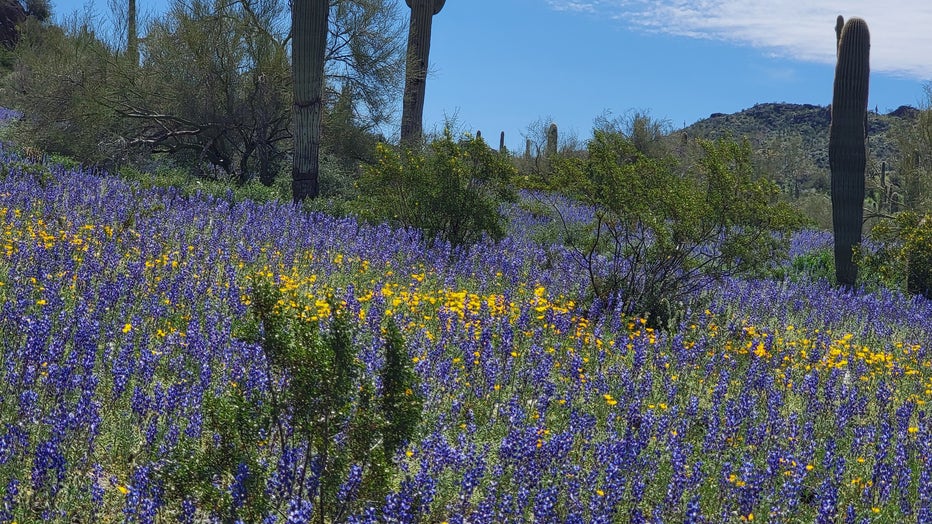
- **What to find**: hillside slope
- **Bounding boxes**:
[681,102,917,169]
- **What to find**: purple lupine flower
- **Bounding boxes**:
[337,464,363,506]
[285,499,313,524]
[231,462,250,510]
[0,478,19,523]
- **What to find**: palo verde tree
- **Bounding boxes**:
[399,0,444,143]
[829,16,870,288]
[356,128,517,247]
[4,19,118,163]
[550,126,803,325]
[117,0,293,180]
[4,0,405,185]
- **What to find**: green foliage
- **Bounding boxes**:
[322,83,379,173]
[3,0,402,190]
[885,84,932,215]
[251,281,362,515]
[356,129,518,246]
[860,212,932,298]
[160,278,423,520]
[160,387,273,522]
[4,19,120,164]
[0,159,54,187]
[792,193,833,230]
[551,130,804,323]
[380,318,423,458]
[119,164,291,204]
[23,0,52,22]
[771,248,836,284]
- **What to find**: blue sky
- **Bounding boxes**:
[53,0,932,150]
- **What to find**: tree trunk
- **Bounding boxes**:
[292,0,329,202]
[400,0,445,144]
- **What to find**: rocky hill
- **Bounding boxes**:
[680,102,918,170]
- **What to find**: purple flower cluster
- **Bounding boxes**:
[0,138,929,522]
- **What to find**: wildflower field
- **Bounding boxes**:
[1,141,932,523]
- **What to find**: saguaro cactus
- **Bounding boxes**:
[499,131,505,152]
[127,0,138,65]
[400,0,445,143]
[291,0,329,201]
[829,17,870,288]
[834,15,844,55]
[546,123,558,157]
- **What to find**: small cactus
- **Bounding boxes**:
[829,16,870,288]
[546,123,558,157]
[500,131,505,153]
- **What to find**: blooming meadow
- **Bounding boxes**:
[0,134,931,523]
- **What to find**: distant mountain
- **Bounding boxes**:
[679,102,918,170]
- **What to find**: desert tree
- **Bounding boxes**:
[549,127,803,325]
[3,17,120,162]
[3,0,405,186]
[112,0,293,181]
[22,0,50,23]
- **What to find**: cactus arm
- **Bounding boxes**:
[834,15,844,54]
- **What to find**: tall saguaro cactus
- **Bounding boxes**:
[400,0,445,143]
[546,123,558,157]
[829,17,870,288]
[127,0,138,65]
[292,0,329,202]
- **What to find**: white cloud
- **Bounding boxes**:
[548,0,932,79]
[547,1,598,13]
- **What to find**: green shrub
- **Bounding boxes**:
[160,278,422,521]
[860,212,932,298]
[550,132,804,324]
[772,248,836,284]
[355,129,517,247]
[380,318,422,459]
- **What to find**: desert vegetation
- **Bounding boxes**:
[0,3,930,523]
